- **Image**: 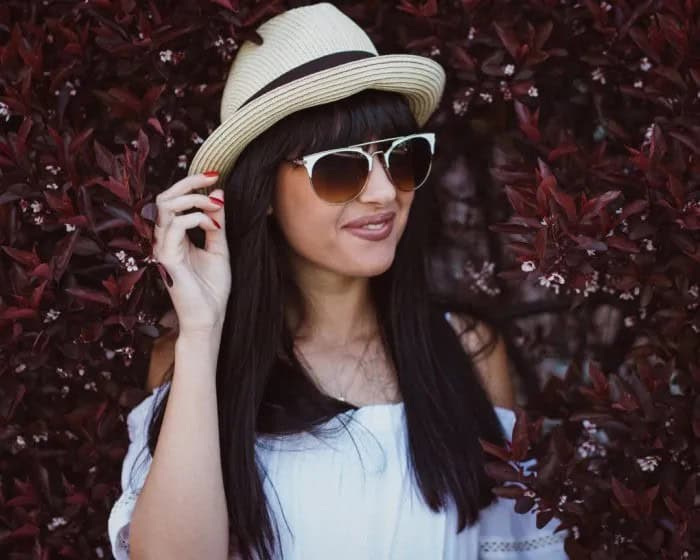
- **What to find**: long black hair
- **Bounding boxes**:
[135,88,508,560]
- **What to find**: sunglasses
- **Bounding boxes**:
[283,132,436,204]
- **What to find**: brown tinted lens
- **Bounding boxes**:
[311,151,369,203]
[387,137,432,191]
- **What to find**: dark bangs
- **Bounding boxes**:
[271,88,420,160]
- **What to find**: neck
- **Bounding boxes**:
[287,254,377,347]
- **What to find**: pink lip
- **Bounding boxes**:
[342,211,396,229]
[343,214,395,241]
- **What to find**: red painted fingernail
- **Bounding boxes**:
[211,217,221,229]
[203,170,219,177]
[209,196,224,206]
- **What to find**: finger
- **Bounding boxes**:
[161,211,220,258]
[202,188,228,255]
[158,193,224,217]
[156,172,220,204]
[155,176,220,229]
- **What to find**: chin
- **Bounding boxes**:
[341,248,397,277]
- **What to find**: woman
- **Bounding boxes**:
[108,3,568,559]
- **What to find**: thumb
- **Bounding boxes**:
[203,188,228,254]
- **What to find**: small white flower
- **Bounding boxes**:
[591,68,606,84]
[159,49,173,63]
[636,455,660,472]
[173,86,184,97]
[30,200,43,213]
[177,154,188,169]
[166,135,175,148]
[619,291,635,300]
[77,367,85,377]
[582,419,597,433]
[0,101,10,121]
[468,26,477,40]
[504,64,515,76]
[586,249,596,256]
[601,1,612,11]
[16,435,27,449]
[15,363,27,373]
[634,80,643,88]
[45,164,61,175]
[125,256,139,272]
[642,238,655,251]
[61,385,70,397]
[33,215,44,225]
[190,132,204,145]
[479,92,493,103]
[44,308,61,323]
[45,182,59,190]
[624,316,635,327]
[84,381,98,391]
[115,250,127,262]
[429,45,441,57]
[452,99,469,116]
[65,223,76,232]
[527,86,539,97]
[32,432,48,443]
[521,260,536,272]
[115,346,136,359]
[65,429,79,440]
[640,57,652,72]
[47,516,67,531]
[56,367,71,378]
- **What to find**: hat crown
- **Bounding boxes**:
[220,3,378,121]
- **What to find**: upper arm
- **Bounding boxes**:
[445,312,516,410]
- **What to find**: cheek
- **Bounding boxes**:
[274,166,341,258]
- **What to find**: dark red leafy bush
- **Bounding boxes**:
[0,1,698,558]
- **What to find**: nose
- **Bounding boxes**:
[357,151,396,205]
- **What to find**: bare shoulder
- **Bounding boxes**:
[146,310,178,391]
[444,311,515,409]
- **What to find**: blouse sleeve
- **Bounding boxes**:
[107,383,170,559]
[477,406,569,559]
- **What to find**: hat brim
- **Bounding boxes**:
[187,54,446,187]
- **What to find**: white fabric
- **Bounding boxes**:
[108,350,568,559]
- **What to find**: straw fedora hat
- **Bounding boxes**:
[187,1,446,191]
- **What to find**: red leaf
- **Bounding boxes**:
[209,0,238,11]
[397,0,438,18]
[510,406,530,461]
[65,287,114,306]
[580,190,621,221]
[504,185,537,217]
[484,461,523,483]
[493,22,521,59]
[69,127,94,154]
[606,235,640,253]
[480,438,512,461]
[1,246,40,267]
[611,477,639,520]
[147,117,164,136]
[588,362,609,394]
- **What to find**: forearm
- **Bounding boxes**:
[130,329,229,560]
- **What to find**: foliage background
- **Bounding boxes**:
[1,0,698,558]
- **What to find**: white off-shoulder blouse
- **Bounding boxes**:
[108,378,568,559]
